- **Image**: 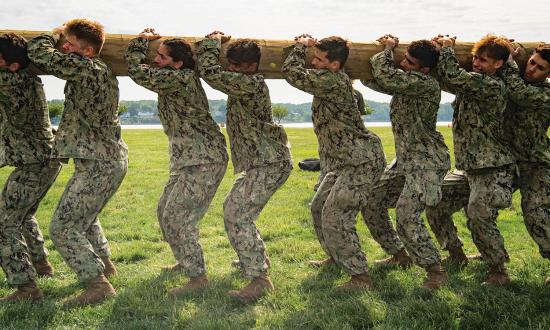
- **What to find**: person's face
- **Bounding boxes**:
[400,52,423,72]
[154,44,182,69]
[523,53,550,83]
[472,51,503,75]
[0,54,8,69]
[311,48,341,72]
[0,54,20,72]
[227,60,258,75]
[62,33,94,57]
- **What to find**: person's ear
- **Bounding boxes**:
[8,62,21,72]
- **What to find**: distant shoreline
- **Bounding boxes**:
[104,122,454,129]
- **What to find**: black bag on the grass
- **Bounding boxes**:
[298,158,321,171]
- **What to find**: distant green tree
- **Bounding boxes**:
[118,103,129,115]
[48,102,63,119]
[364,102,375,116]
[272,105,289,124]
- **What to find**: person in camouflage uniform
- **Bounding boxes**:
[197,30,292,302]
[499,43,550,284]
[433,34,516,285]
[283,34,386,290]
[361,35,451,289]
[0,33,61,302]
[126,28,228,295]
[27,19,128,307]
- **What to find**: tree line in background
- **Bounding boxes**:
[47,99,455,124]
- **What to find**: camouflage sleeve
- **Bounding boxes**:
[281,43,341,97]
[500,60,550,109]
[436,46,501,98]
[361,78,393,95]
[354,88,367,115]
[27,33,93,81]
[370,50,439,96]
[196,38,260,96]
[126,37,184,93]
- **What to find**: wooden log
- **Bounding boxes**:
[2,30,545,79]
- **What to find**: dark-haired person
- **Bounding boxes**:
[0,33,61,302]
[282,35,386,290]
[126,28,228,296]
[361,35,451,289]
[27,18,128,307]
[433,34,515,285]
[500,43,550,285]
[197,31,292,303]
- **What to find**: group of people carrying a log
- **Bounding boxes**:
[0,17,548,308]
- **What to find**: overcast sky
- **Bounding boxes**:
[2,0,549,103]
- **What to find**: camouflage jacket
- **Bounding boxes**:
[282,43,385,174]
[365,50,450,172]
[27,32,128,161]
[126,37,227,171]
[0,68,54,166]
[500,60,550,166]
[197,38,291,174]
[436,46,514,171]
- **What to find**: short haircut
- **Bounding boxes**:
[226,39,261,65]
[471,34,511,62]
[0,33,30,69]
[64,18,105,54]
[162,38,195,70]
[408,40,439,69]
[535,43,550,65]
[315,36,349,68]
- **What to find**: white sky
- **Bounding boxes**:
[2,0,549,103]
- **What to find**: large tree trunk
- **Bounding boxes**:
[2,30,543,79]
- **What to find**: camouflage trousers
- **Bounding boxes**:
[360,161,445,267]
[517,162,550,259]
[224,161,292,278]
[360,161,405,256]
[157,162,227,278]
[50,159,127,282]
[425,170,470,251]
[0,162,61,286]
[311,159,385,276]
[427,162,550,262]
[465,165,515,266]
[395,170,446,267]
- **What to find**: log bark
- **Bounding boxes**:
[2,30,544,79]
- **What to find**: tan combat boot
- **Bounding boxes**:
[374,249,413,269]
[443,246,469,267]
[231,256,271,269]
[337,273,374,290]
[308,257,336,268]
[423,263,449,290]
[483,264,510,286]
[63,274,116,309]
[228,273,274,303]
[169,275,209,297]
[162,263,184,273]
[101,257,118,278]
[0,280,43,303]
[33,259,54,277]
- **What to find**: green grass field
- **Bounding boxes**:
[1,127,549,329]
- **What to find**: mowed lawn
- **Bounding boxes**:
[1,127,549,329]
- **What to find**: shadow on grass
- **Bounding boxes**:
[98,269,262,329]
